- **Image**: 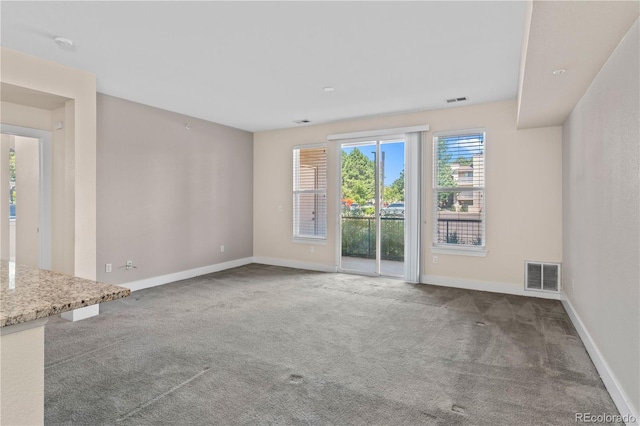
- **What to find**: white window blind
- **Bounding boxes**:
[433,130,485,249]
[293,145,327,240]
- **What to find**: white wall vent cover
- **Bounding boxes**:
[525,261,561,293]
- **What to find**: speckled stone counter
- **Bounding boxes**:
[0,262,130,425]
[0,261,130,328]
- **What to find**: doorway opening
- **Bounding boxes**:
[1,125,51,269]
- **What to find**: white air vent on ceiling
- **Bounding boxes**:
[446,96,468,103]
[525,261,561,293]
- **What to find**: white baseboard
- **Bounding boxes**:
[252,256,338,273]
[122,256,335,292]
[420,274,562,300]
[124,257,254,292]
[562,296,639,426]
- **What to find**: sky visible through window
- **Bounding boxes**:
[342,141,404,183]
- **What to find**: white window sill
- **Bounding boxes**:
[292,237,327,245]
[431,246,487,257]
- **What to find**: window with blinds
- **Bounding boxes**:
[293,145,327,240]
[433,130,485,248]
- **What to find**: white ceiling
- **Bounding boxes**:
[517,1,640,129]
[1,1,526,132]
[4,2,635,133]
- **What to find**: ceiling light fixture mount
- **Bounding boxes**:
[53,36,74,48]
[552,69,566,76]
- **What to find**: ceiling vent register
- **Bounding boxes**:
[446,97,468,103]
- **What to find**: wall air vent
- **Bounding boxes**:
[446,97,468,104]
[525,261,561,293]
[294,119,311,124]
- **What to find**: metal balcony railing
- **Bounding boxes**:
[436,218,482,245]
[341,216,482,260]
[341,216,404,261]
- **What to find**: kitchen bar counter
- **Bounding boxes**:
[0,262,129,425]
[1,261,129,328]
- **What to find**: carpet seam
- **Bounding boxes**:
[115,367,211,423]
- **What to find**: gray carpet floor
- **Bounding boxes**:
[44,264,620,425]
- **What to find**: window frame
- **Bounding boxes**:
[432,129,487,256]
[292,143,327,243]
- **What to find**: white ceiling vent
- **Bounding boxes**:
[525,261,561,293]
[293,119,311,125]
[446,97,468,104]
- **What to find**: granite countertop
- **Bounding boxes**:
[0,261,130,327]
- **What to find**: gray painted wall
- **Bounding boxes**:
[97,94,253,285]
[562,20,639,415]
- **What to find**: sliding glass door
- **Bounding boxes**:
[340,137,405,277]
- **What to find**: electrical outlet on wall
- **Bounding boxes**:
[221,245,225,252]
[310,246,315,253]
[433,256,439,264]
[105,263,112,273]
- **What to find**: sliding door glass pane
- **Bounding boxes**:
[380,139,404,277]
[340,142,376,274]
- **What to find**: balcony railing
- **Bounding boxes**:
[342,216,482,260]
[341,216,404,261]
[436,217,482,245]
